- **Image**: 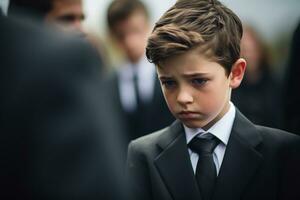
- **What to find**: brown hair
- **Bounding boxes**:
[146,0,243,75]
[107,0,149,31]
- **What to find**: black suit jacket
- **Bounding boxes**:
[0,16,125,200]
[127,109,300,200]
[104,71,174,143]
[284,22,300,134]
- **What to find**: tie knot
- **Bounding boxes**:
[188,135,220,155]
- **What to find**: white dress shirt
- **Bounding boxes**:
[117,56,156,112]
[0,0,9,15]
[184,102,236,175]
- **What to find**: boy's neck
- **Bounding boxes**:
[202,101,231,131]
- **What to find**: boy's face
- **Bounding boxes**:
[157,49,246,129]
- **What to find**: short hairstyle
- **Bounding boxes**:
[146,0,243,75]
[107,0,149,31]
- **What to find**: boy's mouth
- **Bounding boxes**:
[177,111,199,119]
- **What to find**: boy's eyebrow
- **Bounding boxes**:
[158,75,173,80]
[159,73,210,80]
[182,72,210,78]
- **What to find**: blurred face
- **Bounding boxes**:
[240,29,261,74]
[45,0,85,34]
[112,11,150,63]
[157,49,246,129]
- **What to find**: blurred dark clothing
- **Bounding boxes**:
[8,0,49,22]
[104,71,174,146]
[0,15,125,200]
[127,114,300,200]
[284,22,300,135]
[232,70,282,129]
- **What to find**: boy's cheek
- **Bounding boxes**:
[196,94,223,113]
[164,96,177,113]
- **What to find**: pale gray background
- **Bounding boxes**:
[82,0,300,71]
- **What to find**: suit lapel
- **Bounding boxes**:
[154,121,202,200]
[212,110,263,200]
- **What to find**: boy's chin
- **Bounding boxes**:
[181,119,211,130]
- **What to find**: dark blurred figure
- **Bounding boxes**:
[105,0,174,144]
[232,25,282,128]
[0,13,125,200]
[284,21,300,135]
[9,0,110,75]
[9,0,85,35]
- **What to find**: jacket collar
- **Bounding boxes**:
[154,110,263,200]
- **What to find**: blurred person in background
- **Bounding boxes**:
[9,0,85,35]
[1,4,125,200]
[44,0,85,34]
[9,0,109,69]
[105,0,174,145]
[231,25,282,128]
[283,21,300,135]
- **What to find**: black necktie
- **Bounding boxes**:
[188,135,220,200]
[133,71,141,111]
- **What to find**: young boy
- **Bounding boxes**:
[126,0,300,200]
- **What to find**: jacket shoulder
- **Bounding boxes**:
[255,125,300,145]
[128,126,169,152]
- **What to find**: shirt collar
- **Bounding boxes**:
[184,102,236,145]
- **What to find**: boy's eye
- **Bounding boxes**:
[161,80,176,88]
[191,78,208,86]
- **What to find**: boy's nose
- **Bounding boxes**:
[177,89,193,105]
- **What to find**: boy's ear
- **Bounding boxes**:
[229,58,247,89]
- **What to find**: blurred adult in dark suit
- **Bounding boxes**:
[105,0,174,145]
[0,13,125,200]
[9,0,110,72]
[231,25,282,129]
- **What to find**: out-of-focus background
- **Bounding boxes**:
[80,0,300,131]
[83,0,300,74]
[3,1,300,198]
